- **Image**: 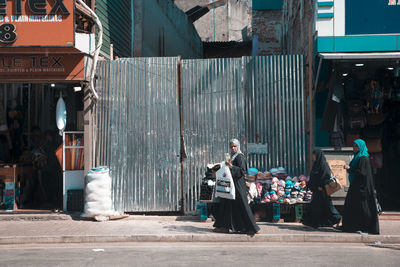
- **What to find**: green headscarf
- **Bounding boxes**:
[348,139,369,184]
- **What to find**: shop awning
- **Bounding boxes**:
[319,52,400,60]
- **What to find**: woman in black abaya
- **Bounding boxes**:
[213,139,260,235]
[302,149,342,228]
[342,139,380,234]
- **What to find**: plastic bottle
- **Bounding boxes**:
[225,153,231,162]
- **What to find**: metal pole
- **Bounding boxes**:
[178,56,185,214]
[314,56,323,93]
[62,131,66,211]
[307,20,314,172]
[27,84,31,149]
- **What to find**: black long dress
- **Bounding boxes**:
[302,150,342,228]
[342,156,380,234]
[213,154,260,233]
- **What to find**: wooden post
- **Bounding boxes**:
[83,84,94,175]
[110,44,114,60]
[178,56,185,214]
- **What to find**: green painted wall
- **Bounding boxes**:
[253,0,282,10]
[133,0,202,58]
[96,0,132,58]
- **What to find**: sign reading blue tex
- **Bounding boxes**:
[346,0,400,35]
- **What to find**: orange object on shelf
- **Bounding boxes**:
[55,144,63,169]
[71,138,77,170]
[57,134,84,171]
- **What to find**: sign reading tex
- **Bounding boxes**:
[0,52,84,82]
[0,0,74,47]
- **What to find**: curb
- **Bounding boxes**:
[0,214,201,222]
[1,234,399,245]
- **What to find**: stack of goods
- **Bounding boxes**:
[246,167,312,205]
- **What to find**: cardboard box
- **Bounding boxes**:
[328,160,348,186]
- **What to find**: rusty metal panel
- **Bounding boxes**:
[181,58,245,212]
[95,57,181,212]
[243,55,306,176]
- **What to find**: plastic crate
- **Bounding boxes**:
[196,201,208,221]
[67,189,84,212]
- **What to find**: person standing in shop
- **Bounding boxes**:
[341,139,380,234]
[26,127,48,207]
[0,133,9,163]
[213,139,260,236]
[302,149,342,229]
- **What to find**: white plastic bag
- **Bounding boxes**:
[82,166,118,218]
[215,162,235,200]
[56,93,66,136]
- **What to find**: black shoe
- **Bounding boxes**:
[333,226,343,232]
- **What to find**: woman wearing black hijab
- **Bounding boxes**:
[213,139,260,236]
[302,149,342,228]
[342,139,380,234]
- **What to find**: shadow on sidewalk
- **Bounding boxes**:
[163,225,213,234]
[257,222,339,233]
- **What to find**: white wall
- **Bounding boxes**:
[316,0,345,37]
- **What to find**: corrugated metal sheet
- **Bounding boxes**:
[181,55,305,212]
[94,55,305,213]
[243,55,306,176]
[96,0,132,57]
[95,57,181,212]
[181,58,245,212]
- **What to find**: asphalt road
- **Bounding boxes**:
[0,242,399,267]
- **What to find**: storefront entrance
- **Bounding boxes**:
[0,83,84,211]
[315,53,400,211]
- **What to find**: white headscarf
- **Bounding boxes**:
[229,138,243,162]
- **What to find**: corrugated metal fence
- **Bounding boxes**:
[182,56,306,212]
[181,58,246,212]
[94,55,305,213]
[243,55,306,175]
[95,57,181,212]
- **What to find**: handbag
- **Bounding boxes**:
[365,138,382,153]
[346,133,360,147]
[347,116,366,129]
[366,113,385,126]
[370,153,383,169]
[215,162,236,200]
[347,99,364,115]
[362,125,384,138]
[325,174,342,196]
[330,131,345,150]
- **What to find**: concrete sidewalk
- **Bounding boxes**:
[0,213,399,244]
